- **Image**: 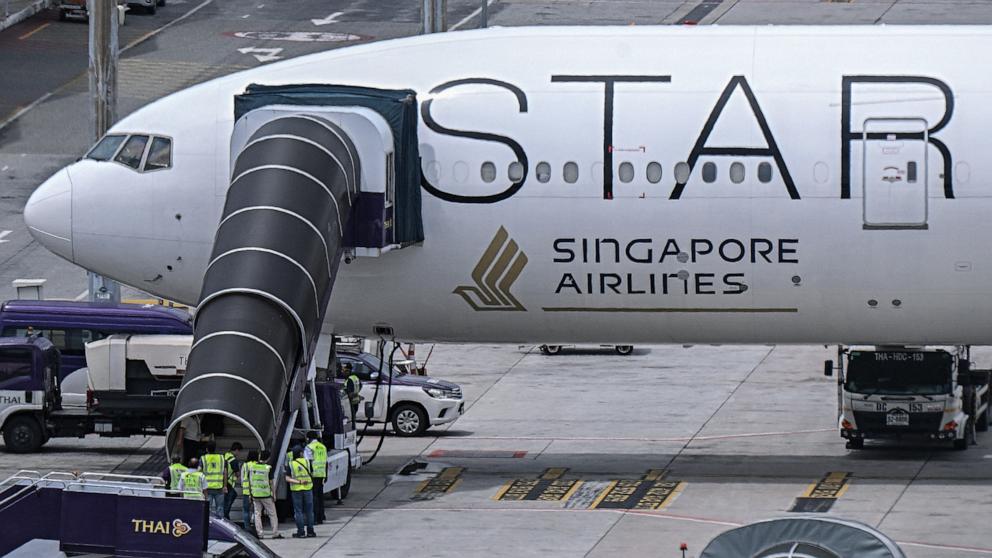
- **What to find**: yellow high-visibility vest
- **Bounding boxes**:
[168,463,187,491]
[288,458,312,492]
[250,463,272,498]
[307,440,327,479]
[240,460,254,493]
[181,470,205,499]
[224,451,237,487]
[202,453,225,489]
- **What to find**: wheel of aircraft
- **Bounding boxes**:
[614,345,634,356]
[540,345,562,355]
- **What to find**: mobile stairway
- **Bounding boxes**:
[165,85,424,476]
[0,470,269,557]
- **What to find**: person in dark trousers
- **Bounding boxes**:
[306,431,328,523]
[285,445,316,538]
[223,442,243,520]
[201,442,227,518]
[240,450,258,531]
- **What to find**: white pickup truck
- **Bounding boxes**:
[335,350,464,437]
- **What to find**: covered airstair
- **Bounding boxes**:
[166,85,423,468]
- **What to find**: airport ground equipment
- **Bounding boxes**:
[0,335,188,452]
[701,516,906,558]
[0,470,274,557]
[826,346,991,450]
[166,85,422,475]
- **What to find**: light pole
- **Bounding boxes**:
[87,0,121,303]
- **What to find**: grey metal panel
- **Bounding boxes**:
[167,114,355,452]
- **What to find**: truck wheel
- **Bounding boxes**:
[614,345,634,356]
[3,416,44,453]
[846,438,864,450]
[540,345,562,355]
[391,403,428,437]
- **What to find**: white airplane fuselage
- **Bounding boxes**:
[25,26,992,345]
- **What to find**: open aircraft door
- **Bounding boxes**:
[862,118,928,229]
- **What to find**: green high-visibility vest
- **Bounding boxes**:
[250,462,272,498]
[289,458,312,492]
[307,440,327,478]
[345,375,362,403]
[168,463,187,491]
[241,460,254,492]
[181,470,205,499]
[224,452,237,486]
[202,453,225,489]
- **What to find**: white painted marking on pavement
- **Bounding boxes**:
[120,0,214,54]
[237,47,283,63]
[0,230,10,244]
[233,31,361,43]
[74,290,89,301]
[450,0,497,30]
[311,11,344,26]
[241,14,250,18]
[1,166,8,172]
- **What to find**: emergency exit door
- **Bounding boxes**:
[862,118,928,229]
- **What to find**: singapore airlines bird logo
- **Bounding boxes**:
[455,227,528,311]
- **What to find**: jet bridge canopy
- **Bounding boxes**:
[234,84,424,247]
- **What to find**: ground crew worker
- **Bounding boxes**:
[250,450,282,539]
[201,442,227,517]
[179,457,207,500]
[223,442,243,520]
[240,450,257,531]
[285,446,316,538]
[340,363,362,418]
[306,431,328,524]
[162,454,187,497]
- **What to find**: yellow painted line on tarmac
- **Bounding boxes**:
[540,467,568,480]
[588,480,618,509]
[19,22,50,40]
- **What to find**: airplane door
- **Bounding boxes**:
[862,118,928,229]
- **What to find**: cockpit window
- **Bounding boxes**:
[114,135,149,169]
[144,137,172,171]
[86,134,127,161]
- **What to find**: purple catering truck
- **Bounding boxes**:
[0,300,192,383]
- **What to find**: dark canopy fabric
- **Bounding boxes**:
[235,83,424,245]
[701,516,906,558]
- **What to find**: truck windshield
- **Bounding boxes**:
[846,351,953,395]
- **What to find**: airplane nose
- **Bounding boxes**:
[25,168,73,261]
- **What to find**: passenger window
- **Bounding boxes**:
[481,162,496,183]
[144,137,172,171]
[702,162,717,183]
[563,162,579,184]
[86,134,127,161]
[674,162,690,183]
[618,162,635,183]
[0,348,33,390]
[508,162,524,181]
[536,162,551,183]
[729,162,745,184]
[758,162,774,183]
[646,162,662,184]
[114,135,149,170]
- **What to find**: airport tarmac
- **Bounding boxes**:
[3,0,992,557]
[4,342,992,557]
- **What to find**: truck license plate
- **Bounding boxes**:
[886,412,909,426]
